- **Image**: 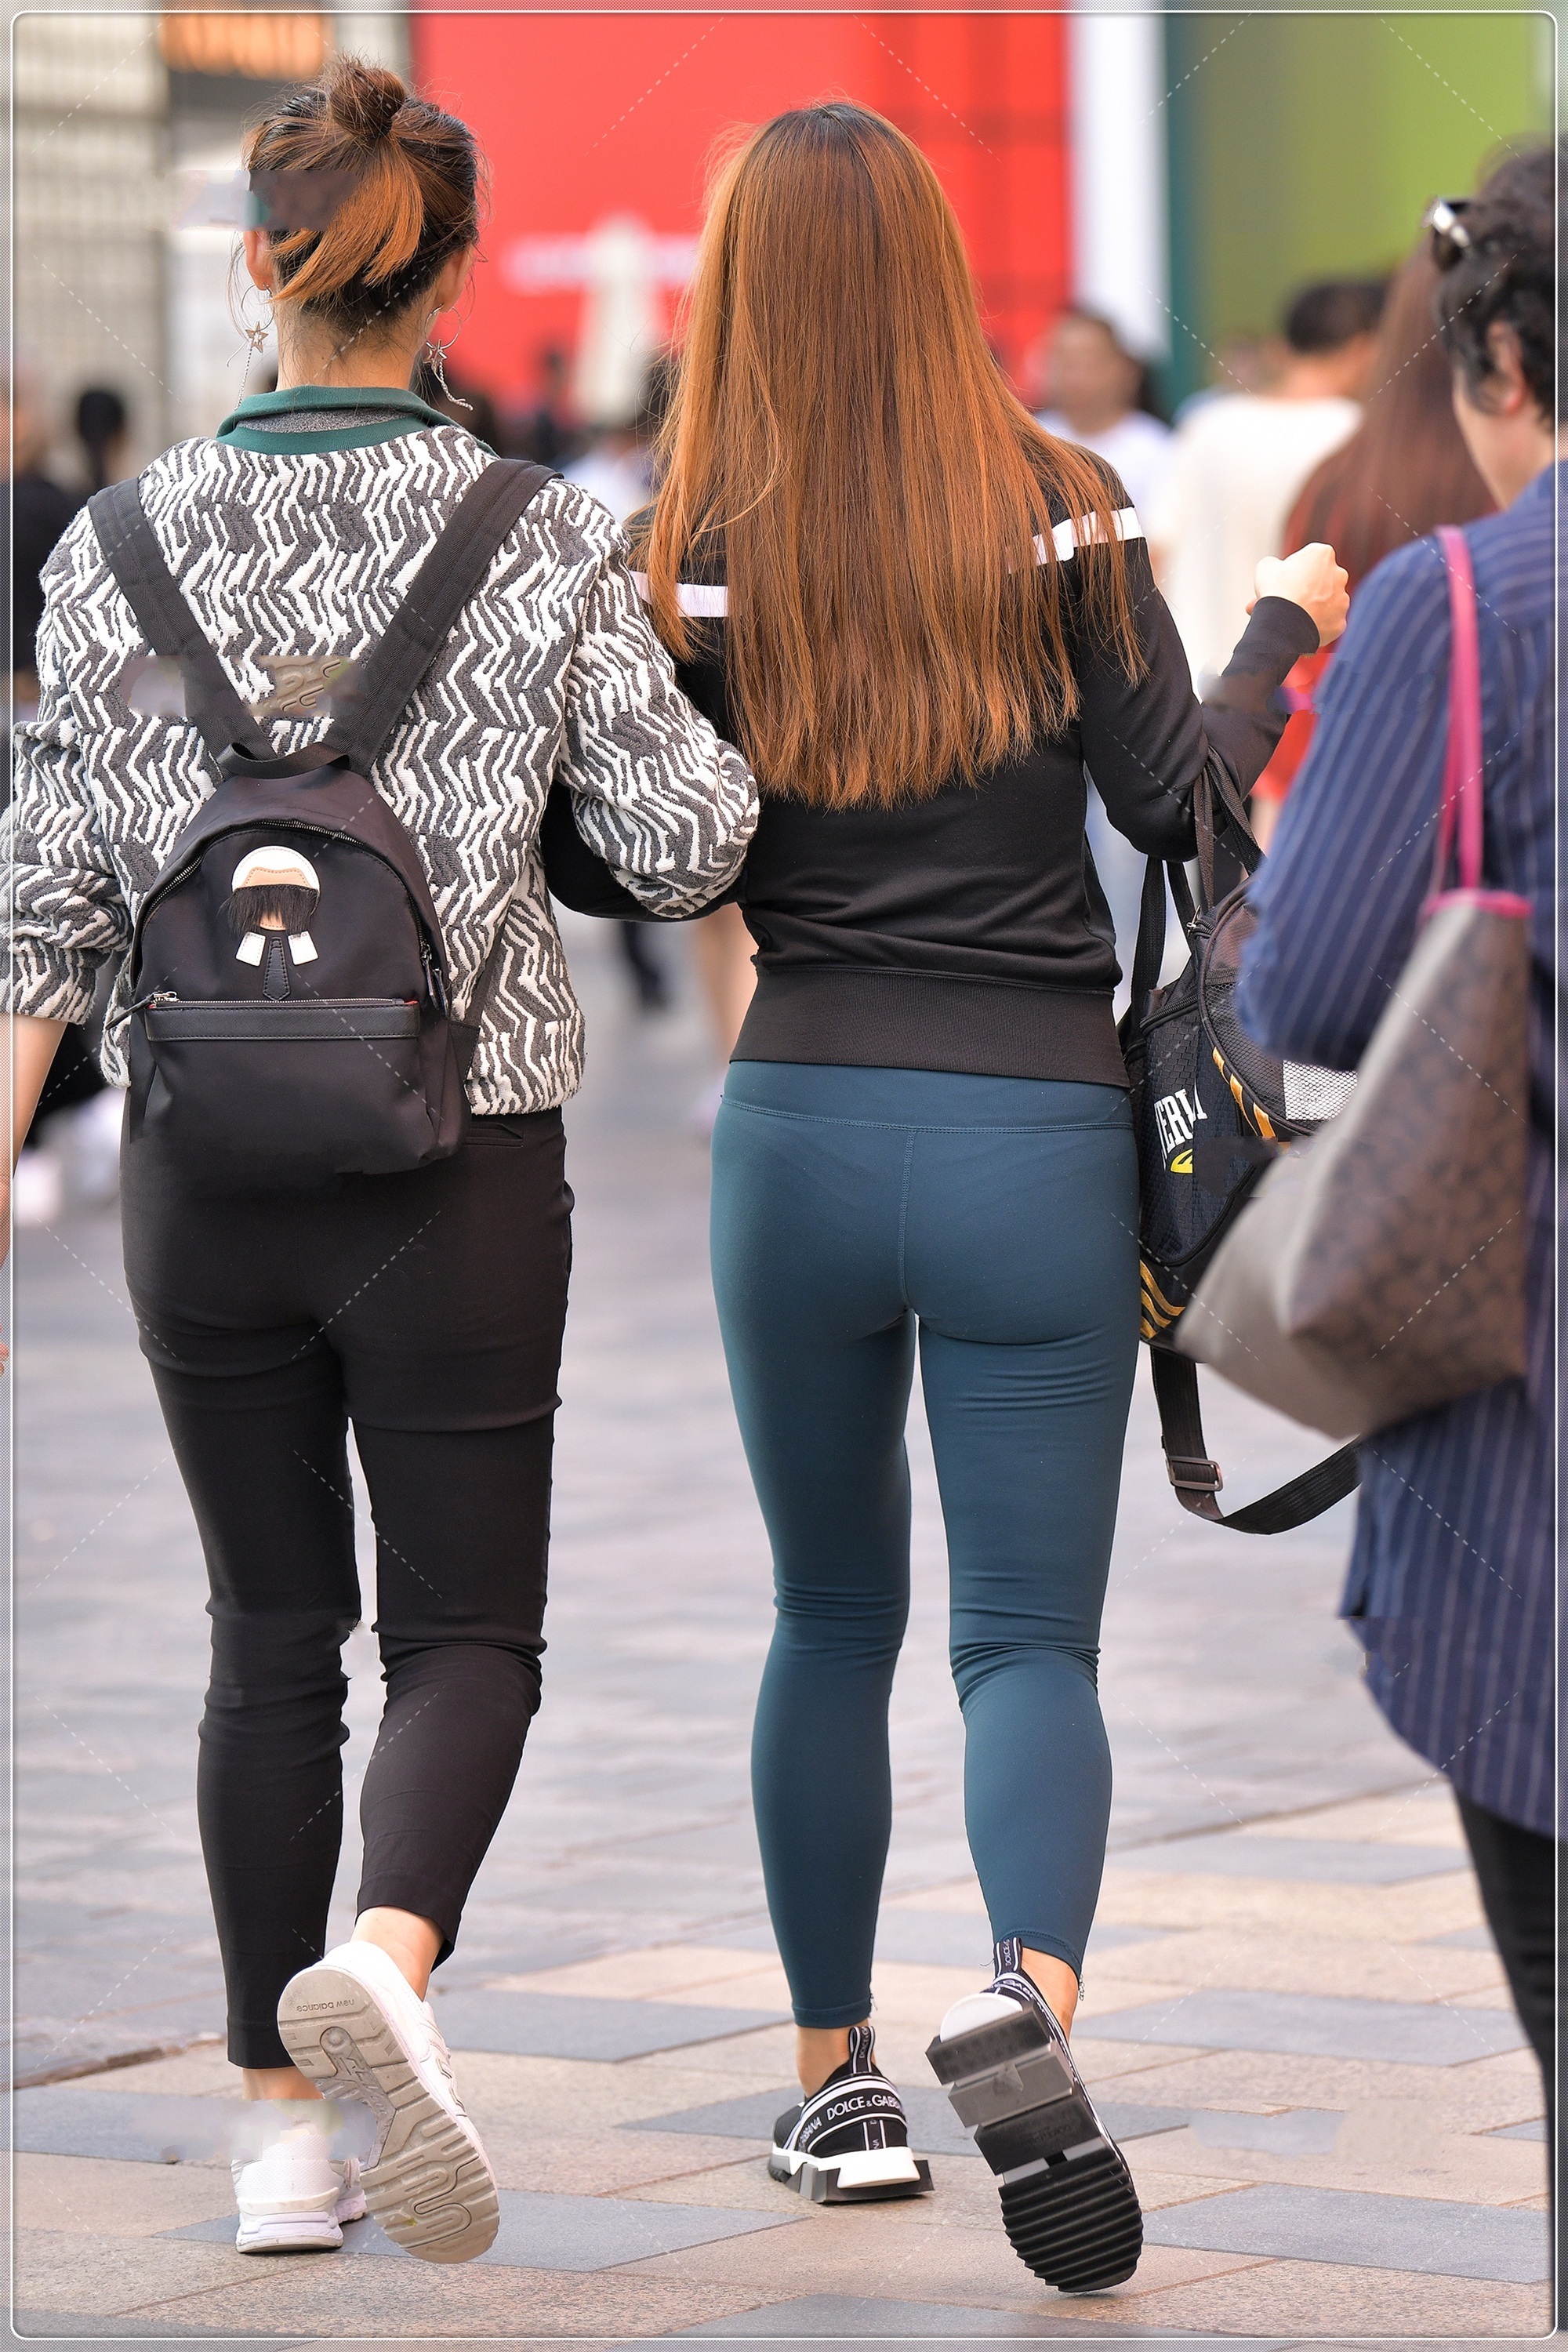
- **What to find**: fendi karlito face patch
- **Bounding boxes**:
[252,655,354,722]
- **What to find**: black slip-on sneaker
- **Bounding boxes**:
[926,1937,1142,2292]
[769,2024,934,2204]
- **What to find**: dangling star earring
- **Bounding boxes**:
[423,317,471,410]
[240,285,273,356]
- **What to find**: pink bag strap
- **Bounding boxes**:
[1435,524,1484,891]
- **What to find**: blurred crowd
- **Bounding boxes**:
[0,216,1510,1184]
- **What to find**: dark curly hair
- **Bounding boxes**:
[1435,143,1562,422]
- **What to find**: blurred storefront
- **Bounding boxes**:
[9,7,1555,469]
[1163,6,1554,405]
[412,12,1076,419]
[13,12,172,467]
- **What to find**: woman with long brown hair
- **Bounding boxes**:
[633,103,1345,2292]
[1250,241,1494,841]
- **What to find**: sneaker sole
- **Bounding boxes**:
[768,2146,934,2204]
[927,2009,1142,2292]
[278,1966,499,2264]
[234,2216,346,2255]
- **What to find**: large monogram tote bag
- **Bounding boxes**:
[1176,528,1532,1441]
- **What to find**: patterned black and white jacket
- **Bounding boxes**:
[3,393,757,1116]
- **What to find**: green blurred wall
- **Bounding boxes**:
[1163,10,1554,405]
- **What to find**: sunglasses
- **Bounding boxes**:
[1424,197,1474,270]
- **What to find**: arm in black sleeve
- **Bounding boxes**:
[1075,543,1319,857]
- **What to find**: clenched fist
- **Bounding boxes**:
[1253,543,1351,647]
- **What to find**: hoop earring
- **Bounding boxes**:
[239,284,273,356]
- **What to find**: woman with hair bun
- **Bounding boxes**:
[2,55,755,2264]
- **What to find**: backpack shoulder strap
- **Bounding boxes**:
[89,479,268,763]
[325,459,558,775]
[1149,1347,1359,1534]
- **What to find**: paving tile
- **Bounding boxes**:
[430,1987,788,2059]
[720,1913,1171,1970]
[17,2151,236,2236]
[1111,1833,1465,1883]
[619,2084,1192,2158]
[169,2185,800,2270]
[85,2255,758,2339]
[1095,1871,1486,1945]
[13,2312,303,2342]
[14,2228,270,2320]
[1187,2108,1344,2155]
[1145,2180,1551,2282]
[1079,1988,1525,2066]
[1245,1789,1465,1847]
[665,2289,1262,2338]
[16,2088,244,2165]
[1080,2044,1547,2135]
[1122,2114,1548,2209]
[1083,1924,1505,2006]
[1121,2252,1552,2337]
[488,1943,787,2004]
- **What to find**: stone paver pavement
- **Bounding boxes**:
[11,917,1548,2341]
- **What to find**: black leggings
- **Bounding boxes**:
[121,1114,572,2069]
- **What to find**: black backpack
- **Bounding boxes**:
[91,459,554,1180]
[1120,760,1360,1533]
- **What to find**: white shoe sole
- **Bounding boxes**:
[768,2142,934,2203]
[235,2189,367,2256]
[278,1965,499,2264]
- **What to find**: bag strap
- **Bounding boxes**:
[90,479,271,762]
[1149,1347,1359,1534]
[92,461,558,780]
[1434,525,1484,892]
[325,459,557,775]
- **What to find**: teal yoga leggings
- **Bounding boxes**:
[711,1062,1140,2029]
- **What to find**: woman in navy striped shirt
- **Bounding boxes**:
[1240,147,1562,2234]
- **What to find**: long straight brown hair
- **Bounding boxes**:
[642,103,1140,810]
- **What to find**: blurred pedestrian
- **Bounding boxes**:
[5,360,77,712]
[508,340,577,466]
[1237,150,1561,2279]
[1152,278,1384,681]
[1033,310,1176,988]
[636,101,1345,2288]
[73,384,129,494]
[1251,245,1494,844]
[2,54,753,2270]
[1034,306,1173,519]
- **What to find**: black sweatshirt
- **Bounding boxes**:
[605,494,1316,1087]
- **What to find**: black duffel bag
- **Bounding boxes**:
[1119,759,1359,1533]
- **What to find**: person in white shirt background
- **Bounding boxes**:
[1033,307,1174,520]
[1150,278,1385,685]
[1033,309,1175,1001]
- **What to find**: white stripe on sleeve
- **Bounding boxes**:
[1034,506,1143,565]
[630,514,1141,612]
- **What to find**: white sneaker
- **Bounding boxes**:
[232,2118,366,2253]
[277,1940,499,2263]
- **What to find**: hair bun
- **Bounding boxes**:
[324,54,407,144]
